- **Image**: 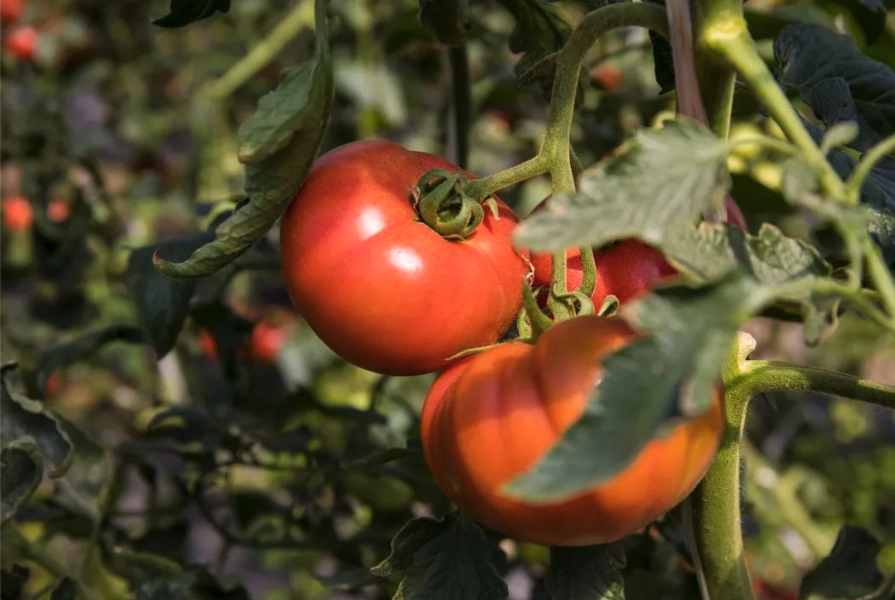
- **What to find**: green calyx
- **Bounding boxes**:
[413,169,486,239]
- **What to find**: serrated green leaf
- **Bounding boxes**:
[800,526,883,600]
[154,0,333,279]
[546,544,626,600]
[372,513,508,600]
[506,272,763,501]
[127,231,214,358]
[1,439,43,524]
[661,223,831,284]
[495,0,571,92]
[515,120,729,252]
[1,376,72,477]
[775,24,895,150]
[418,0,469,46]
[153,0,230,28]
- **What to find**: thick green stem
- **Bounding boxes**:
[464,156,549,201]
[689,0,740,136]
[739,361,895,409]
[864,240,895,324]
[705,21,846,200]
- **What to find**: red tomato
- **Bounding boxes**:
[590,63,623,93]
[47,198,70,223]
[0,0,23,26]
[250,320,287,363]
[4,24,38,61]
[2,195,33,231]
[530,195,746,309]
[280,140,529,376]
[198,329,219,360]
[45,370,61,396]
[421,316,724,546]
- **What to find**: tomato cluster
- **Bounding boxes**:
[282,142,729,545]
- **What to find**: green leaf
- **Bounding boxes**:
[495,0,571,92]
[1,565,31,599]
[153,0,231,28]
[775,24,895,150]
[1,439,43,524]
[506,272,762,501]
[372,512,508,600]
[35,325,146,393]
[546,544,626,600]
[154,0,333,279]
[108,547,193,600]
[53,421,113,524]
[418,0,469,46]
[515,120,729,252]
[1,375,72,477]
[661,223,831,284]
[49,578,77,600]
[127,230,214,358]
[800,526,883,600]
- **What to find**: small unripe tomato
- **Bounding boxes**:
[2,195,34,231]
[4,25,38,61]
[0,0,23,26]
[421,316,724,546]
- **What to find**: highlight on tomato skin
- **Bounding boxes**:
[421,315,725,547]
[2,195,34,231]
[279,140,530,377]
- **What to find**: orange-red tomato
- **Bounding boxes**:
[530,195,746,308]
[199,311,295,363]
[5,24,38,61]
[2,195,34,231]
[280,140,529,376]
[47,198,70,223]
[421,316,724,546]
[0,0,23,26]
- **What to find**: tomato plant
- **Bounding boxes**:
[279,140,529,376]
[2,0,895,599]
[422,315,724,546]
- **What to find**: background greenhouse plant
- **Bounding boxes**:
[1,0,895,599]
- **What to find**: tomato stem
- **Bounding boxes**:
[463,156,549,202]
[578,246,597,300]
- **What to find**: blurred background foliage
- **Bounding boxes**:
[1,0,894,599]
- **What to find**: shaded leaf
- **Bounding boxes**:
[1,376,72,477]
[108,547,193,600]
[775,24,895,150]
[53,421,113,523]
[507,272,763,501]
[49,578,76,600]
[127,230,215,358]
[35,325,146,393]
[372,512,508,600]
[496,0,571,93]
[546,544,626,600]
[516,120,728,252]
[0,565,30,600]
[153,0,230,28]
[1,440,43,524]
[800,526,883,600]
[419,0,469,46]
[154,0,333,279]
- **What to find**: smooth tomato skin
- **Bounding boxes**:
[2,195,34,231]
[530,195,746,307]
[421,316,724,547]
[0,0,23,26]
[5,25,38,61]
[280,140,529,376]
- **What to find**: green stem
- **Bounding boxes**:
[738,361,895,409]
[447,45,472,169]
[864,240,895,324]
[692,368,755,600]
[728,135,796,156]
[200,1,315,100]
[705,21,846,200]
[464,156,549,201]
[846,134,895,204]
[689,0,740,136]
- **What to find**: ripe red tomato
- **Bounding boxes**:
[250,320,287,363]
[5,24,38,61]
[0,0,23,26]
[47,198,70,223]
[590,63,623,93]
[421,316,724,546]
[280,140,529,376]
[2,195,34,231]
[530,195,746,309]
